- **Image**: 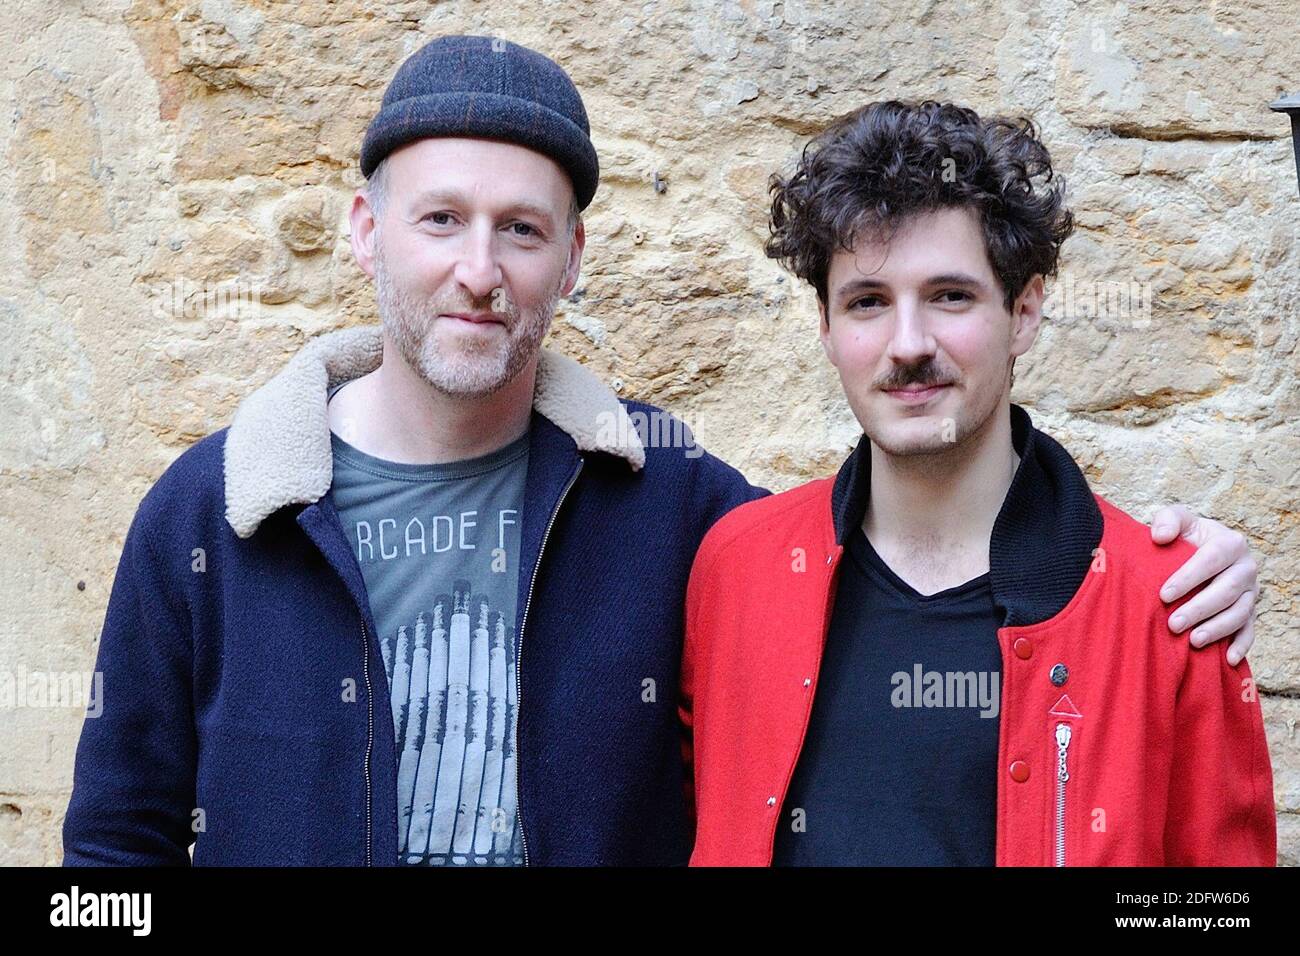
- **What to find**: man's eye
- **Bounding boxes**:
[850,296,882,310]
[510,222,538,237]
[938,290,971,303]
[423,212,454,226]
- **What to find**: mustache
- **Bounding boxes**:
[875,360,955,391]
[432,290,518,318]
[373,261,518,322]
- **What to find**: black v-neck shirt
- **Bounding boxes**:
[771,526,1003,866]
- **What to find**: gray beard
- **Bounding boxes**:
[373,238,564,398]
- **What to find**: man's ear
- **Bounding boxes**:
[560,217,586,296]
[349,190,380,280]
[1010,274,1045,359]
[818,296,837,366]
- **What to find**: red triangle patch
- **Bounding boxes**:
[1049,694,1083,718]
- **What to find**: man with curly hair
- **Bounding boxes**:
[680,100,1277,866]
[61,32,1267,867]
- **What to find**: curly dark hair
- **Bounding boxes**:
[766,100,1074,312]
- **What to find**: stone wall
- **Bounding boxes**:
[1,0,1296,864]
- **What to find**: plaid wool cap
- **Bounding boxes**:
[360,34,600,210]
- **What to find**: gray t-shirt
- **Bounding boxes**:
[326,383,528,865]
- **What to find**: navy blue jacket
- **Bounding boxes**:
[62,326,764,865]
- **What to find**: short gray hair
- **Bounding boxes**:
[364,155,391,222]
[364,155,579,237]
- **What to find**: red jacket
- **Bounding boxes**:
[680,405,1276,866]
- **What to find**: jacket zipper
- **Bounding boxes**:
[514,457,584,865]
[361,617,374,866]
[1053,722,1072,867]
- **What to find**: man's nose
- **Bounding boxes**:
[885,299,936,365]
[452,223,504,301]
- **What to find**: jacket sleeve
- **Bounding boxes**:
[679,449,767,835]
[62,499,198,866]
[1163,641,1276,865]
[679,542,707,834]
[681,450,765,826]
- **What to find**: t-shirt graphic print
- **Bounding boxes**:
[326,394,528,866]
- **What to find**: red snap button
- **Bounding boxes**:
[1009,760,1030,782]
[1013,638,1033,660]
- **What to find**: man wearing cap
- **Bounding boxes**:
[63,36,1262,866]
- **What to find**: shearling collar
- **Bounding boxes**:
[223,323,645,539]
